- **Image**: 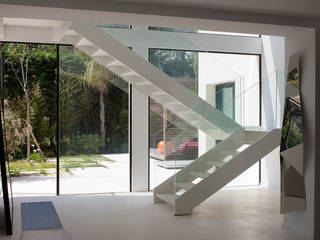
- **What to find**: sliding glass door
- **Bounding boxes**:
[1,43,57,196]
[59,46,130,194]
[0,43,12,235]
[0,42,131,197]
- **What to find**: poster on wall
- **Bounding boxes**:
[280,55,306,214]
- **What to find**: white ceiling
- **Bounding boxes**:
[0,0,319,19]
[113,0,320,18]
[4,18,62,28]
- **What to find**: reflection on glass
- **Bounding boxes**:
[3,43,57,196]
[59,46,129,194]
[149,49,199,189]
[281,97,302,151]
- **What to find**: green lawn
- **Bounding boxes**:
[9,154,114,177]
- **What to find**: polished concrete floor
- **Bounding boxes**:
[1,187,311,240]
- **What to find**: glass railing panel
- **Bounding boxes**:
[149,98,199,190]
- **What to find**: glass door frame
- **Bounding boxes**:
[0,43,13,235]
[0,41,133,198]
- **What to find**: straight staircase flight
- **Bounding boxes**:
[61,22,242,140]
[59,22,281,215]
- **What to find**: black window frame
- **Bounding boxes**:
[0,41,133,202]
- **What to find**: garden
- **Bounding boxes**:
[1,43,128,177]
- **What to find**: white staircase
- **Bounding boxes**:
[60,22,281,215]
[154,128,280,215]
[61,22,241,140]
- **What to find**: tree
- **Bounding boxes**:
[4,44,44,157]
[84,60,114,150]
[2,100,26,160]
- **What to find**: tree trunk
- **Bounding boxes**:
[25,120,43,156]
[100,89,106,151]
[21,54,43,158]
[25,89,31,158]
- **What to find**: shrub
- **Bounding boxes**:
[64,134,104,155]
[27,152,46,163]
[39,168,48,176]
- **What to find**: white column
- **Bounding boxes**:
[131,31,150,191]
[131,85,149,191]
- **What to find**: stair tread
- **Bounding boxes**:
[175,182,195,191]
[218,150,238,155]
[204,160,225,167]
[189,171,210,179]
[156,194,176,205]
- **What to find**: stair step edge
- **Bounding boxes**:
[204,160,225,167]
[156,194,176,205]
[189,171,210,179]
[175,182,195,191]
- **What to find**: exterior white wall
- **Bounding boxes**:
[198,53,260,187]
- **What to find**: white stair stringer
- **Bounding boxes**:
[62,22,241,139]
[154,128,281,215]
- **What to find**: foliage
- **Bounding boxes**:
[149,49,198,93]
[281,98,303,151]
[60,154,114,163]
[2,100,26,160]
[62,133,105,155]
[26,152,46,163]
[3,43,129,162]
[4,43,57,158]
[9,154,113,176]
[9,160,56,177]
[84,60,114,92]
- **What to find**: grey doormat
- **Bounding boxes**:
[20,201,71,240]
[21,202,63,231]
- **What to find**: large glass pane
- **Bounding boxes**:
[2,43,57,196]
[59,46,129,194]
[149,49,199,190]
[149,26,259,37]
[0,44,13,235]
[149,49,260,190]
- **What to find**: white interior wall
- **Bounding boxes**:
[281,28,316,238]
[0,4,316,237]
[260,35,285,190]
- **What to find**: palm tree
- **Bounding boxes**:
[84,60,114,151]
